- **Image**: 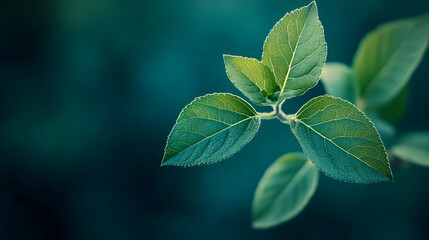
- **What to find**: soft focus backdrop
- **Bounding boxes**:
[1,0,429,239]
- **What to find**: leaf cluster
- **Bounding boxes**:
[321,13,429,169]
[161,1,429,229]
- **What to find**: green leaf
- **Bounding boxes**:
[289,95,393,183]
[353,14,429,106]
[252,153,318,229]
[262,1,327,100]
[321,62,358,104]
[366,113,396,145]
[379,85,409,124]
[162,93,260,166]
[390,132,429,167]
[223,55,280,105]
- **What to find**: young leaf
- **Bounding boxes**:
[162,93,260,167]
[223,55,280,105]
[289,95,393,183]
[390,132,429,167]
[262,1,327,100]
[321,62,358,104]
[252,153,318,229]
[353,14,429,106]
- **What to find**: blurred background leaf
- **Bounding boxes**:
[391,132,429,167]
[321,62,358,103]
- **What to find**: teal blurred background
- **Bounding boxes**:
[1,0,429,239]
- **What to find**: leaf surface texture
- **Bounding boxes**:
[162,93,260,166]
[290,95,393,183]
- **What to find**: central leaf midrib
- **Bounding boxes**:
[165,116,257,161]
[362,22,417,98]
[280,11,311,95]
[267,160,313,217]
[227,57,264,92]
[195,103,255,118]
[295,118,387,176]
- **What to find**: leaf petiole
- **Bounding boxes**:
[278,113,295,125]
[257,106,277,119]
[257,102,294,124]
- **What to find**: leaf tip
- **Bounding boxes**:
[251,223,261,230]
[160,159,175,167]
[377,172,393,183]
[222,54,233,60]
[386,172,394,181]
[161,154,173,167]
[160,158,167,167]
[251,217,288,230]
[308,0,317,9]
[251,219,269,230]
[223,54,235,66]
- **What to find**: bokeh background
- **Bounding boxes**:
[1,0,429,239]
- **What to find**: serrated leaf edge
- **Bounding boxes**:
[223,54,279,105]
[261,1,327,99]
[292,94,393,183]
[161,93,261,167]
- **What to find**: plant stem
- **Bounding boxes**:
[257,105,277,119]
[257,100,294,124]
[277,110,289,124]
[258,111,277,119]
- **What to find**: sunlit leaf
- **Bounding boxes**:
[223,55,280,105]
[262,1,327,100]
